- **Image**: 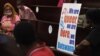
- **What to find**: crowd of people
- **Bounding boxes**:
[0,0,55,56]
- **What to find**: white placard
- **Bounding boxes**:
[56,3,82,55]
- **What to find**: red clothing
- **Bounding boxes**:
[57,0,64,7]
[27,46,55,56]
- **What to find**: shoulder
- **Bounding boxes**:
[85,28,100,45]
[23,5,30,10]
[29,46,54,56]
[1,16,7,20]
[1,16,7,22]
[2,16,6,18]
[14,15,20,21]
[15,14,20,17]
[88,28,100,37]
[23,6,33,12]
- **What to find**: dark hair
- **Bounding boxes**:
[17,0,24,5]
[86,9,100,24]
[13,21,36,46]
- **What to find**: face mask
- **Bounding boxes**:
[4,9,12,16]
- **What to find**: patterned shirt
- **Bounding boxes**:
[1,15,20,32]
[18,5,37,20]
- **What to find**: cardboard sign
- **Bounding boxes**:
[57,3,82,55]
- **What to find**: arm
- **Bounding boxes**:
[76,39,90,50]
[15,15,20,25]
[75,39,90,55]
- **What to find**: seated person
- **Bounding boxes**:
[75,9,100,56]
[17,0,37,20]
[13,21,55,56]
[0,3,20,36]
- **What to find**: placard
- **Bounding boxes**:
[57,3,82,55]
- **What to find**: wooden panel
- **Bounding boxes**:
[37,20,59,46]
[31,6,60,22]
[31,6,61,23]
[23,0,59,6]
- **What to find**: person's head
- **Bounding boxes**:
[86,9,100,25]
[17,0,24,10]
[13,21,36,46]
[17,0,22,5]
[4,3,17,16]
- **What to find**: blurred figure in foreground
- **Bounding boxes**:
[0,34,22,56]
[13,21,55,56]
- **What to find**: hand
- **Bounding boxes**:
[74,45,81,55]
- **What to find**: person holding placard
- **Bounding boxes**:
[75,9,100,56]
